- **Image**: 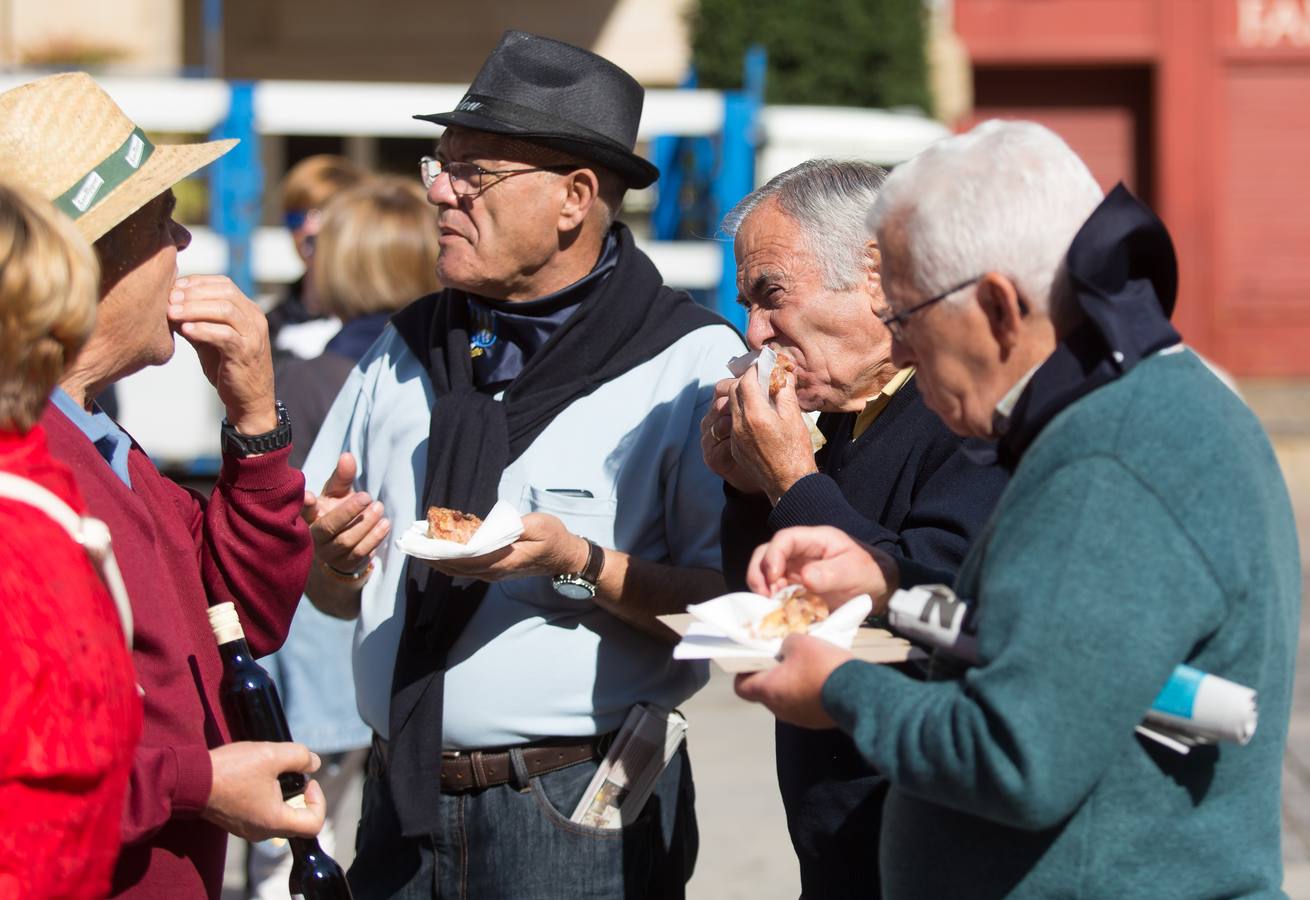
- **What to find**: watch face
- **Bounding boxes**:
[552,578,595,601]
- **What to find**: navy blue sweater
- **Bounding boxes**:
[719,375,1008,899]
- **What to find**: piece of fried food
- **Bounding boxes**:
[426,506,483,543]
[754,587,829,639]
[769,351,796,398]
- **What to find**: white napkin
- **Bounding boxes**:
[726,346,778,395]
[673,590,872,660]
[395,500,525,560]
[725,347,824,451]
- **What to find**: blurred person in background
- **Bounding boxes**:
[0,72,324,899]
[703,158,1008,898]
[0,181,143,899]
[276,175,441,462]
[735,120,1300,899]
[248,175,441,899]
[268,154,370,366]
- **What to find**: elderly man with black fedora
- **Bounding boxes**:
[301,30,743,899]
[0,74,323,899]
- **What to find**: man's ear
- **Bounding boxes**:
[976,272,1025,359]
[864,240,883,310]
[558,168,600,233]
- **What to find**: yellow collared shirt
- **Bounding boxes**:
[851,367,916,440]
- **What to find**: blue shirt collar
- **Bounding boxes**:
[49,386,134,488]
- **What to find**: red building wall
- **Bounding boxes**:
[955,0,1310,376]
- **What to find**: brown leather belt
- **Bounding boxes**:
[440,739,602,793]
[372,733,606,794]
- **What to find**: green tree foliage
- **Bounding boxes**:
[690,0,931,113]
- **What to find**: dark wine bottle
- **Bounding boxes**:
[208,602,354,900]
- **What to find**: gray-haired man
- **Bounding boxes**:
[702,159,1008,897]
[736,121,1298,899]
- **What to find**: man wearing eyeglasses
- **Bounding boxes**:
[298,30,743,900]
[700,159,1008,898]
[733,122,1299,899]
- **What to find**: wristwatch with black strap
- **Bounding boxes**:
[220,401,292,457]
[552,537,605,600]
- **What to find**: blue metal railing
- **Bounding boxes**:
[651,46,766,331]
[209,81,259,296]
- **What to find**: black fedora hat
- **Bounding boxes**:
[415,30,659,189]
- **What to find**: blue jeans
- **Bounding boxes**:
[348,739,698,900]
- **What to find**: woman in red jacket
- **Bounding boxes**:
[0,181,143,899]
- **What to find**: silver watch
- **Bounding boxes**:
[552,538,604,600]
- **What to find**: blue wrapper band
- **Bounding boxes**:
[1151,663,1204,719]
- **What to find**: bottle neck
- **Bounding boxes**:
[217,636,255,666]
[288,836,323,854]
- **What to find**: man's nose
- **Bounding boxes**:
[172,220,192,251]
[745,308,773,351]
[427,172,458,208]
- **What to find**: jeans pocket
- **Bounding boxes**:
[501,764,657,899]
[529,766,656,841]
[472,756,692,899]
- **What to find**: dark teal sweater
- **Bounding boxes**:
[822,349,1300,899]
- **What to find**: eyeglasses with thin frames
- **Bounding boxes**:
[878,276,981,341]
[419,156,575,198]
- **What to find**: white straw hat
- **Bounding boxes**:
[0,72,236,242]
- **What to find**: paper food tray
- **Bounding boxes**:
[395,500,524,560]
[661,597,922,674]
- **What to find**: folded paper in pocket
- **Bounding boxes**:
[395,500,525,560]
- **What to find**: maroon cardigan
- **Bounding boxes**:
[41,406,312,900]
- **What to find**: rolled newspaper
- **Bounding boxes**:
[886,585,980,664]
[1144,664,1258,745]
[884,586,1258,749]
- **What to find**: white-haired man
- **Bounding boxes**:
[734,120,1299,898]
[701,158,1007,897]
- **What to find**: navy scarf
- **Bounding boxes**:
[994,184,1181,470]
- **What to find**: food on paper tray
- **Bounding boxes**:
[753,586,829,639]
[425,506,483,543]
